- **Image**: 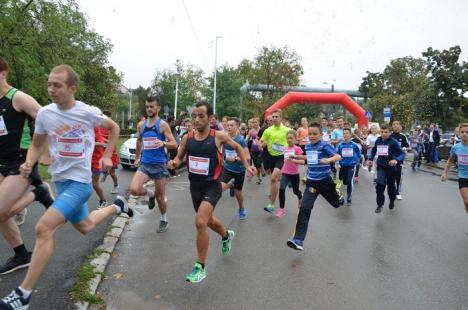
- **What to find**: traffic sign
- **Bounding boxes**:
[365,111,373,119]
[383,107,391,122]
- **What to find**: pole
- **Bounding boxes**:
[174,77,179,119]
[213,36,222,115]
[129,89,133,122]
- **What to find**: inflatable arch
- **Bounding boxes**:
[264,92,368,127]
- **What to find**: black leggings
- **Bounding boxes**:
[279,173,302,209]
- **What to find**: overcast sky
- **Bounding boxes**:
[75,0,468,90]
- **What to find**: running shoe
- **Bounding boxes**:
[238,208,247,220]
[186,262,206,283]
[14,209,27,226]
[275,208,286,218]
[396,195,403,200]
[111,185,119,194]
[335,180,343,190]
[156,220,169,233]
[256,179,262,185]
[148,190,156,210]
[263,204,275,213]
[0,288,30,309]
[346,198,352,206]
[375,206,383,214]
[0,253,31,275]
[287,238,304,251]
[337,189,345,206]
[302,176,307,184]
[221,230,235,256]
[34,182,55,208]
[113,196,134,217]
[98,200,107,209]
[389,201,395,210]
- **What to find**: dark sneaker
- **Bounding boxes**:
[287,238,304,251]
[0,253,31,275]
[113,196,134,217]
[375,206,383,214]
[34,182,54,208]
[148,193,156,210]
[389,201,395,210]
[228,179,235,197]
[0,288,30,309]
[156,220,169,233]
[346,198,352,206]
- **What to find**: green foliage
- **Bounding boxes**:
[0,0,121,109]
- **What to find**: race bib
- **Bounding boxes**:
[143,137,161,150]
[225,149,237,159]
[342,148,354,157]
[189,156,210,175]
[306,150,318,165]
[411,142,418,148]
[0,116,8,136]
[284,150,295,160]
[272,143,285,154]
[377,145,389,156]
[458,153,468,166]
[57,136,85,158]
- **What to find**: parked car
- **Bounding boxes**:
[440,132,454,146]
[119,134,137,169]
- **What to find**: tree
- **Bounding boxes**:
[0,0,121,109]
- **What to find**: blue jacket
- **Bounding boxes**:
[370,137,405,167]
[337,140,362,167]
[305,140,337,181]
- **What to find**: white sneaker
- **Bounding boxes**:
[396,194,402,200]
[14,209,27,226]
[111,185,119,194]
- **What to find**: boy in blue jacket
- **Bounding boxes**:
[367,124,404,213]
[337,128,362,205]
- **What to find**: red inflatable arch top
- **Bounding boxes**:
[264,92,368,127]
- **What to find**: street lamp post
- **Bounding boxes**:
[174,75,179,119]
[128,88,133,128]
[213,35,222,115]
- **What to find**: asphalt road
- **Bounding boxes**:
[94,166,468,310]
[0,169,134,309]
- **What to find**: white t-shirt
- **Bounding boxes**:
[35,101,108,183]
[366,134,380,155]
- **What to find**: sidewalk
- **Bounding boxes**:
[404,154,458,181]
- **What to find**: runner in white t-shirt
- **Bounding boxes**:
[0,65,134,309]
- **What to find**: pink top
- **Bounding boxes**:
[282,145,303,175]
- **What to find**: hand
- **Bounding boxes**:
[100,156,113,172]
[19,162,33,178]
[286,155,295,162]
[133,157,140,167]
[320,158,330,165]
[367,160,373,167]
[441,173,447,182]
[388,160,398,166]
[168,158,180,170]
[247,166,257,176]
[153,139,165,149]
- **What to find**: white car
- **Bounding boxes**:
[119,135,137,169]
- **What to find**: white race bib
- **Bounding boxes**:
[411,142,418,148]
[143,137,161,150]
[0,116,8,136]
[284,150,295,160]
[272,143,285,154]
[377,145,389,156]
[458,153,468,166]
[342,148,354,157]
[306,150,318,165]
[225,149,237,159]
[189,156,210,175]
[57,136,85,158]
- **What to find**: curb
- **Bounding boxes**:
[73,166,187,310]
[403,159,458,182]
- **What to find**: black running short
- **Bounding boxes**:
[190,181,222,212]
[221,169,245,190]
[0,151,42,186]
[251,151,263,169]
[264,154,284,172]
[458,177,468,189]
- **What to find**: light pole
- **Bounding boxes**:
[174,74,179,119]
[128,88,133,128]
[213,35,222,115]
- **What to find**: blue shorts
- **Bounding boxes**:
[138,162,169,180]
[52,180,92,224]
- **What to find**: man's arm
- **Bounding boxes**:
[20,133,48,177]
[441,155,454,182]
[160,121,178,149]
[13,91,42,119]
[168,135,188,169]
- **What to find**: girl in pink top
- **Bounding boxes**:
[276,130,305,218]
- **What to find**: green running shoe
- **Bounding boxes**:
[336,180,343,190]
[222,230,235,256]
[185,262,206,283]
